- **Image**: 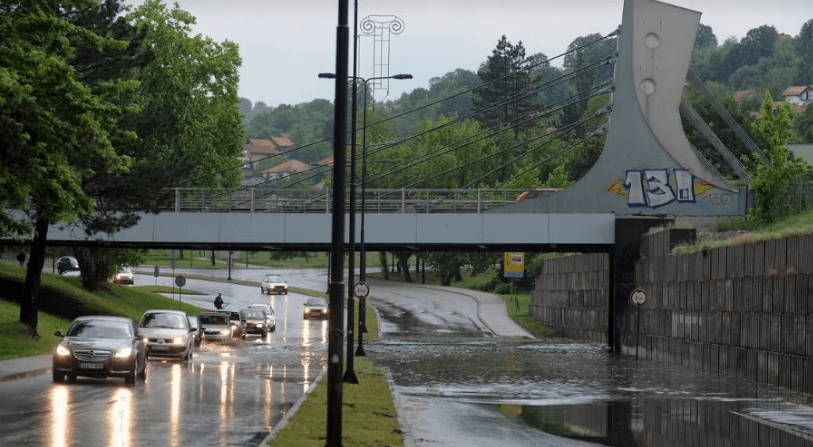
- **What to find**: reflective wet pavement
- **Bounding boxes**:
[368,339,813,446]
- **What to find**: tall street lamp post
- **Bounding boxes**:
[356,74,411,357]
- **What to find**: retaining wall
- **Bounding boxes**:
[530,230,813,394]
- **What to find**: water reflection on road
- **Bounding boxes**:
[368,340,813,446]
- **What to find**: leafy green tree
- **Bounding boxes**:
[794,106,813,143]
[746,91,809,223]
[0,0,133,329]
[695,24,717,49]
[795,19,813,85]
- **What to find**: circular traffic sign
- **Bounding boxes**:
[175,275,186,288]
[630,288,647,306]
[354,282,370,299]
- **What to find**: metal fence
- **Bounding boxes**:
[170,188,561,214]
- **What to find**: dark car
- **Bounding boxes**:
[57,256,79,274]
[303,298,329,320]
[223,310,246,339]
[52,316,147,385]
[198,312,233,343]
[240,308,270,338]
[138,310,195,360]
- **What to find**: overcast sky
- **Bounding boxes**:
[130,0,810,108]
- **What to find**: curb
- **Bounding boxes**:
[384,367,416,447]
[0,367,51,383]
[261,369,326,445]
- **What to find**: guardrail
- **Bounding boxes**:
[171,188,562,214]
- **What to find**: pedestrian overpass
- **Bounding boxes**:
[41,188,616,253]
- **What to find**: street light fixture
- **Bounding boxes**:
[318,72,412,361]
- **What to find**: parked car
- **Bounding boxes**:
[303,298,329,320]
[57,256,79,275]
[111,266,135,285]
[247,304,276,332]
[52,315,147,385]
[222,310,246,339]
[240,308,270,338]
[198,312,234,343]
[137,310,195,360]
[260,274,289,295]
[187,315,202,347]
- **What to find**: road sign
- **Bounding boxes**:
[630,288,647,306]
[175,275,186,288]
[354,282,370,299]
[504,252,525,279]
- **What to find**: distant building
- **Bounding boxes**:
[732,90,756,104]
[243,135,294,171]
[781,85,813,108]
[260,159,311,181]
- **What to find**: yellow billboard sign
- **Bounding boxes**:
[504,252,524,278]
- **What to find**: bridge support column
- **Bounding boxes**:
[610,216,672,353]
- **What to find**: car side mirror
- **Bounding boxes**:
[189,327,196,333]
[54,330,65,338]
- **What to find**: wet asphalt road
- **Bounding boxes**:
[0,277,327,447]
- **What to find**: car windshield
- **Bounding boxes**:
[199,315,228,325]
[306,299,327,306]
[241,310,264,320]
[263,275,283,283]
[140,312,188,329]
[67,320,132,339]
[227,312,241,321]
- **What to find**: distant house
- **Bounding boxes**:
[260,159,311,181]
[243,135,294,170]
[781,85,813,108]
[732,90,756,104]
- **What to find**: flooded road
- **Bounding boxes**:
[365,282,813,447]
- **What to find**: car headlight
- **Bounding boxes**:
[55,345,71,356]
[115,348,133,358]
[220,329,230,335]
[173,337,185,345]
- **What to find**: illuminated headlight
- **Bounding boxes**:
[220,329,230,335]
[172,337,186,345]
[255,323,263,328]
[304,309,311,314]
[115,348,133,358]
[55,345,71,356]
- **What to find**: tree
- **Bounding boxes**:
[695,24,717,49]
[746,91,809,223]
[796,19,813,85]
[0,0,133,330]
[473,36,537,133]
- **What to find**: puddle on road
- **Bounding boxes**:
[368,340,813,446]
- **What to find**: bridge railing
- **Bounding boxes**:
[170,188,559,214]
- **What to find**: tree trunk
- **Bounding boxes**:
[397,251,412,282]
[19,215,49,331]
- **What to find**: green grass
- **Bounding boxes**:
[0,263,205,361]
[142,249,384,270]
[271,357,402,447]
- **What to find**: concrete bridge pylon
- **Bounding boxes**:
[498,0,746,217]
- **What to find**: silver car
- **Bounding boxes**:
[198,312,233,343]
[52,316,147,385]
[138,310,195,360]
[260,274,288,295]
[303,298,329,320]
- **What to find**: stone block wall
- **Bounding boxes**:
[529,230,813,394]
[530,253,609,345]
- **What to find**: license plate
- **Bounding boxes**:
[79,362,104,370]
[152,344,169,351]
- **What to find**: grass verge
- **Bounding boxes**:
[270,357,402,447]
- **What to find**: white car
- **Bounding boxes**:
[247,304,276,332]
[197,312,233,343]
[260,274,289,295]
[111,267,135,284]
[137,310,195,360]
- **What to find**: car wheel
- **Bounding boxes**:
[125,367,136,385]
[137,359,147,381]
[261,330,267,338]
[52,370,64,383]
[270,325,276,332]
[66,373,77,383]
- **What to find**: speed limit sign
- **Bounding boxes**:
[354,282,370,299]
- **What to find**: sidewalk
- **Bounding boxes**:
[0,354,51,382]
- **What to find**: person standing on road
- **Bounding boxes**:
[214,293,224,310]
